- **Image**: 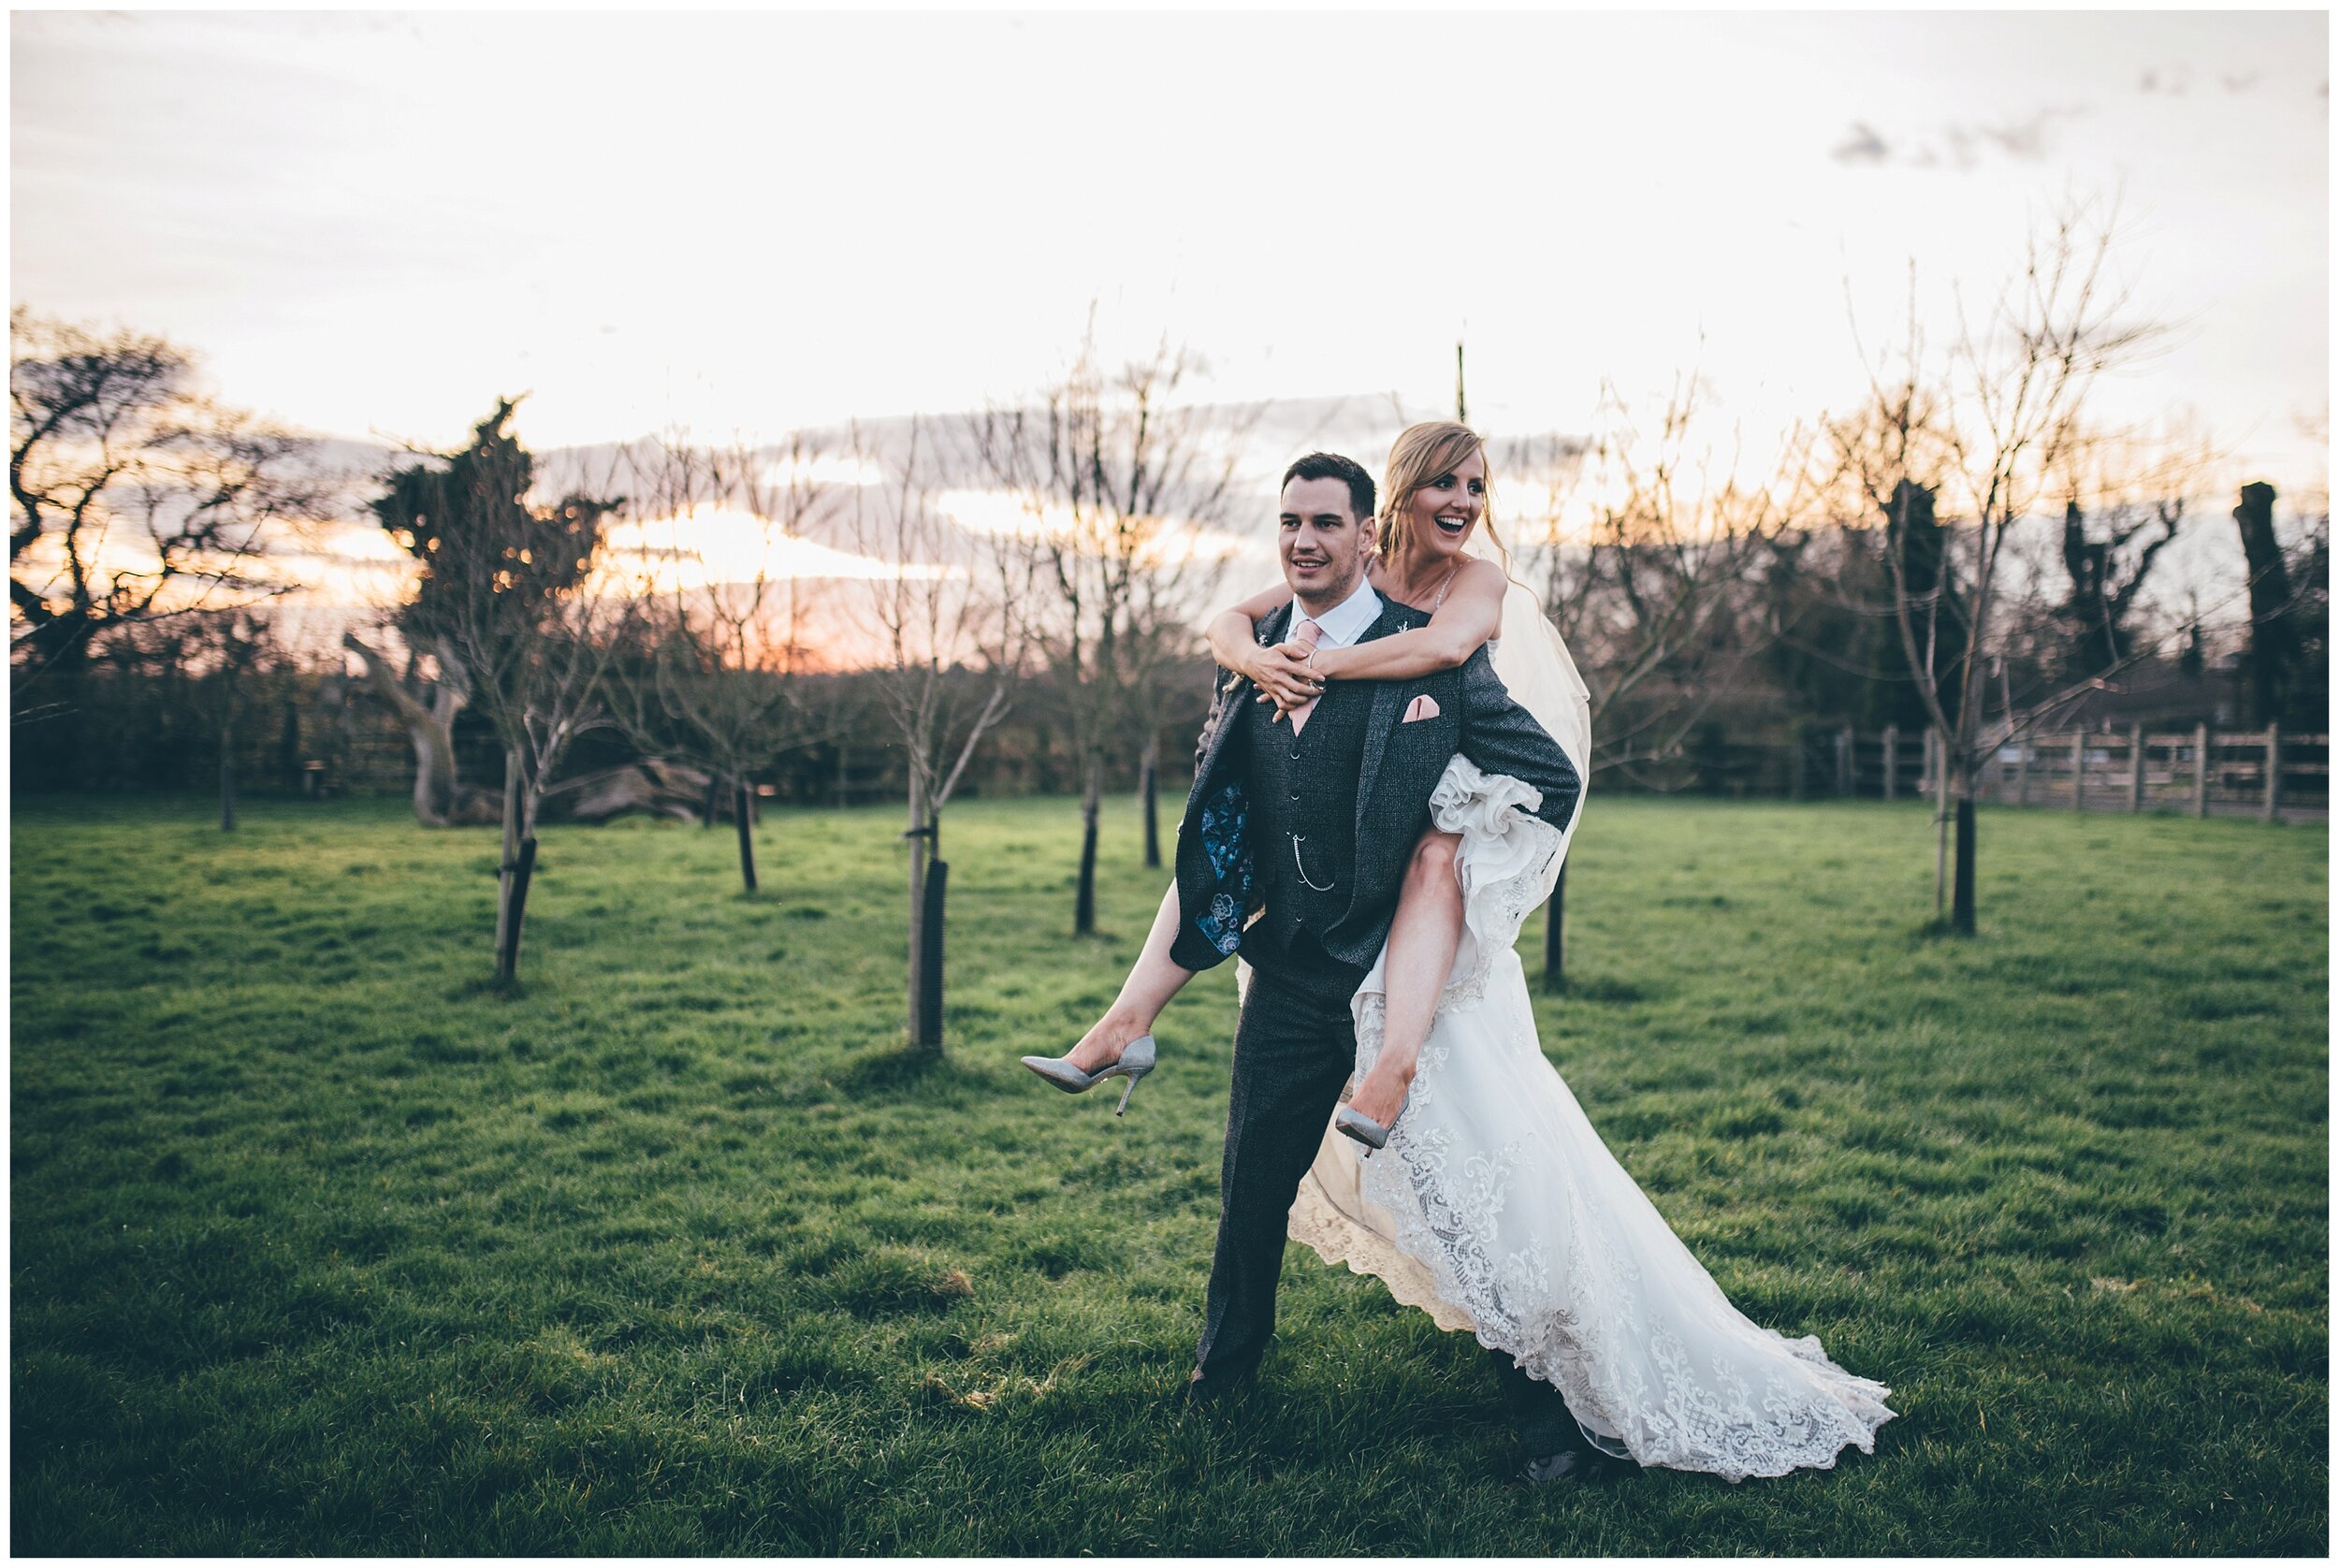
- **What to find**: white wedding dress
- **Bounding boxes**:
[1282,578,1897,1482]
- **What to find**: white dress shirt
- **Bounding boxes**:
[1289,575,1383,649]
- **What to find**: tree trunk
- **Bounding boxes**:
[342,632,465,826]
[734,779,759,893]
[702,772,721,829]
[2233,482,2295,724]
[1542,864,1567,992]
[2263,723,2282,822]
[1075,752,1101,936]
[2193,722,2211,818]
[1140,733,1162,870]
[914,858,949,1052]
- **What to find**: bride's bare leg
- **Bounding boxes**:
[1346,829,1463,1128]
[1067,881,1196,1071]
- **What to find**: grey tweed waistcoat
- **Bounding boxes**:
[1241,670,1373,985]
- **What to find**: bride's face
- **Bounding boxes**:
[1404,445,1488,563]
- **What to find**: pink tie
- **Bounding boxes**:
[1286,618,1323,733]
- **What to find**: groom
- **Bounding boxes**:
[1166,452,1606,1482]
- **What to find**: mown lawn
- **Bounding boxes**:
[9,791,2328,1554]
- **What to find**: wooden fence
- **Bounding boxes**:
[312,668,2325,824]
[1811,723,2328,822]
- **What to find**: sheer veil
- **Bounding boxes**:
[1472,542,1594,810]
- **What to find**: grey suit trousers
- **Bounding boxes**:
[1194,961,1580,1455]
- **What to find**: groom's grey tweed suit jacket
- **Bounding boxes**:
[1167,596,1583,976]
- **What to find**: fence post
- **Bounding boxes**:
[2073,733,2087,812]
[1838,724,1854,796]
[734,781,759,893]
[2263,723,2281,822]
[916,859,949,1048]
[2129,723,2146,813]
[1882,724,1898,800]
[2194,722,2211,818]
[2015,735,2030,806]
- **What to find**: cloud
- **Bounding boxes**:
[1831,122,1891,165]
[1976,107,2081,160]
[1833,106,2085,170]
[2142,65,2264,96]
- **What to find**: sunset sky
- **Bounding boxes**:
[10,7,2331,584]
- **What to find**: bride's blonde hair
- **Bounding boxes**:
[1376,420,1508,574]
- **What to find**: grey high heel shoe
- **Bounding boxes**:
[1334,1105,1392,1152]
[1020,1034,1157,1116]
[1337,1066,1414,1154]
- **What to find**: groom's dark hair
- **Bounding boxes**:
[1282,451,1376,524]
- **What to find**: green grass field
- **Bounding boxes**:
[9,791,2328,1554]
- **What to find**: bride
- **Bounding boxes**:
[1027,422,1896,1483]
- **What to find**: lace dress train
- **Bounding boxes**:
[1286,755,1897,1482]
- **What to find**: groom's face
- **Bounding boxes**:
[1278,476,1374,608]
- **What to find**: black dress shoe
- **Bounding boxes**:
[1175,1365,1257,1410]
[1516,1445,1635,1485]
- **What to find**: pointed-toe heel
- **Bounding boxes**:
[1020,1054,1097,1093]
[1021,1033,1157,1116]
[1109,1035,1156,1116]
[1334,1105,1391,1152]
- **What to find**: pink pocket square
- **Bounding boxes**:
[1401,694,1441,723]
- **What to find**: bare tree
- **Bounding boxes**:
[1833,200,2159,934]
[1501,388,1812,994]
[1507,381,1815,783]
[2036,421,2210,681]
[1118,559,1224,869]
[611,431,839,892]
[11,310,328,743]
[186,605,281,831]
[971,330,1252,931]
[473,581,639,986]
[849,417,1028,1053]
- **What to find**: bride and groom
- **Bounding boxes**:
[1024,425,1896,1484]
